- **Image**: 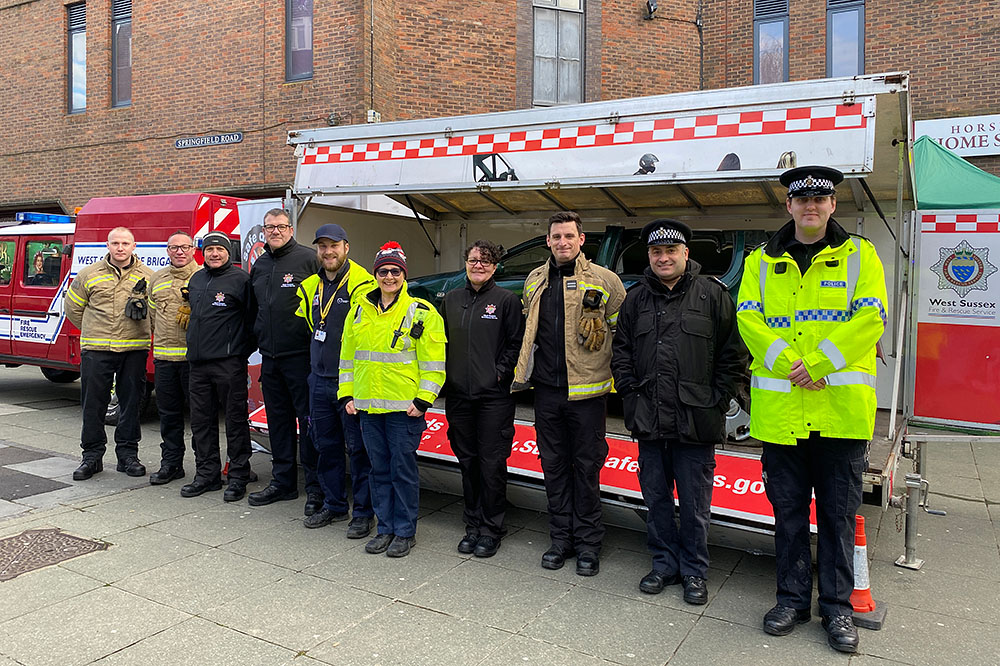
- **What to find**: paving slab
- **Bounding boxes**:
[703,569,824,638]
[0,563,102,623]
[114,548,289,615]
[58,525,209,583]
[203,571,391,651]
[0,499,28,520]
[304,539,465,597]
[861,603,1000,666]
[911,493,991,522]
[6,504,163,540]
[404,557,573,632]
[732,550,778,579]
[521,585,698,665]
[0,446,49,466]
[481,634,620,665]
[0,468,69,501]
[218,514,360,571]
[668,616,850,665]
[6,456,81,479]
[0,586,189,666]
[867,559,1000,625]
[147,502,295,547]
[307,601,510,666]
[869,531,1000,581]
[93,616,299,665]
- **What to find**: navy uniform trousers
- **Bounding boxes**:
[762,431,866,618]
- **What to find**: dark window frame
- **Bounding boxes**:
[753,0,789,85]
[285,0,314,82]
[826,0,865,78]
[67,2,86,114]
[531,0,584,107]
[111,0,132,107]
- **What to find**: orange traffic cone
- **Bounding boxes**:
[850,515,876,612]
[851,515,887,630]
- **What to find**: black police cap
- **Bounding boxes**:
[642,219,691,246]
[779,165,844,198]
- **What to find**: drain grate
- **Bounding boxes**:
[0,528,107,582]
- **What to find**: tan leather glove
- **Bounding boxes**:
[577,314,606,351]
[175,286,191,329]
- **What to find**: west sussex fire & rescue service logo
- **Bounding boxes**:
[930,240,997,298]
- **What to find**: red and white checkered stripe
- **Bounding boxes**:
[301,104,866,165]
[921,213,1000,233]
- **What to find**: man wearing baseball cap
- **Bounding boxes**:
[611,219,746,605]
[737,166,888,653]
[294,224,376,537]
[183,232,257,501]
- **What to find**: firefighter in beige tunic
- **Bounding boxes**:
[146,232,199,485]
[64,227,154,481]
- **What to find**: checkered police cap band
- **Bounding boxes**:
[647,226,686,245]
[788,176,834,193]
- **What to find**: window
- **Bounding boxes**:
[111,0,132,106]
[0,241,16,286]
[286,0,313,81]
[532,0,583,106]
[753,0,788,84]
[23,241,62,288]
[67,3,86,113]
[827,0,864,77]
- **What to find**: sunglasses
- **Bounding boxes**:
[376,267,403,277]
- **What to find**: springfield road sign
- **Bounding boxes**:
[914,211,1000,427]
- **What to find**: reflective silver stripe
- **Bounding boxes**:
[818,338,847,370]
[824,370,876,388]
[845,239,861,305]
[339,372,354,383]
[354,398,413,411]
[355,349,417,363]
[419,379,442,394]
[418,361,446,371]
[751,375,792,393]
[341,359,354,369]
[764,338,789,370]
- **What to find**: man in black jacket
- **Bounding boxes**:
[247,209,323,513]
[442,240,525,558]
[611,219,747,605]
[182,232,257,501]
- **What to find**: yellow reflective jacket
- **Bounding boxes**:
[149,261,198,361]
[294,259,376,330]
[65,254,155,352]
[736,222,887,445]
[337,282,447,414]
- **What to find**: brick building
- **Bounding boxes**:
[0,0,997,218]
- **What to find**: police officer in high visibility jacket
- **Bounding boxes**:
[295,224,376,538]
[65,226,154,481]
[737,166,888,655]
[147,231,198,485]
[512,211,626,577]
[339,242,447,558]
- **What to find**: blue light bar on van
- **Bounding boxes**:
[15,212,73,224]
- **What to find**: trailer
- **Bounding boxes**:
[272,73,915,549]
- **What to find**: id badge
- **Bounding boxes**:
[314,329,327,342]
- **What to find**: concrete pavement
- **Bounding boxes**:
[0,365,997,665]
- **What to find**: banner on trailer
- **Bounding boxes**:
[295,99,875,194]
[914,211,1000,426]
[249,405,816,529]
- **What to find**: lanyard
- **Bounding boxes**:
[317,271,350,329]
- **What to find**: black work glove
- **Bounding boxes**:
[125,277,148,321]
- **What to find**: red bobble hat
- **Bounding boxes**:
[373,241,407,275]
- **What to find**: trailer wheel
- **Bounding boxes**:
[104,383,153,425]
[40,367,81,383]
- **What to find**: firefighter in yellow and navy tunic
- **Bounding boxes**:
[339,242,446,558]
[737,166,888,655]
[64,227,155,481]
[146,232,199,486]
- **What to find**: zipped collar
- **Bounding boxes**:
[764,218,851,258]
[264,237,299,258]
[464,276,496,294]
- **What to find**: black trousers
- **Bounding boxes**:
[533,384,609,552]
[445,394,516,538]
[80,349,146,462]
[762,433,866,617]
[637,439,716,578]
[188,356,252,484]
[260,353,319,495]
[154,359,189,467]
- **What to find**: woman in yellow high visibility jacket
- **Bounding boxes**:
[339,242,447,558]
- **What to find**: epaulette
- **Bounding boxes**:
[709,276,729,291]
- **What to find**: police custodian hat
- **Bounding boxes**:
[780,165,844,198]
[642,218,692,246]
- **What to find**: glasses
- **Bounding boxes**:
[263,224,292,233]
[466,258,495,267]
[167,244,194,253]
[376,267,403,277]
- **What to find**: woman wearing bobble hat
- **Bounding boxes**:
[339,241,447,558]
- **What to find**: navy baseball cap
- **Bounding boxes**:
[313,224,348,243]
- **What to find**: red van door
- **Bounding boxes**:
[0,237,16,356]
[12,236,72,364]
